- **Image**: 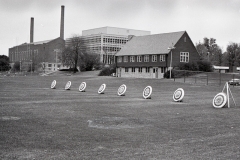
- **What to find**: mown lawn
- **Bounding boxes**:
[0,74,240,159]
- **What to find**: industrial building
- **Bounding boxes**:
[65,27,151,64]
[8,6,65,73]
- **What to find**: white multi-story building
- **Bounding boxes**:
[66,26,150,64]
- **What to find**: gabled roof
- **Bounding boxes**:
[115,31,186,56]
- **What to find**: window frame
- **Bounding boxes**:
[123,56,128,62]
[146,67,150,73]
[180,52,189,63]
[137,55,142,62]
[152,55,157,62]
[130,56,135,62]
[144,55,149,62]
[159,55,165,62]
[117,56,122,63]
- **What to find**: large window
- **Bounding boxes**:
[125,67,129,72]
[152,55,157,62]
[132,67,135,72]
[144,55,149,62]
[180,52,189,62]
[130,56,135,62]
[117,56,122,63]
[160,55,165,62]
[139,67,142,73]
[146,67,150,73]
[124,56,128,62]
[137,55,142,62]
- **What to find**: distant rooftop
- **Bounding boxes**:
[82,26,151,36]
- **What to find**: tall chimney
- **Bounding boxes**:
[60,5,64,39]
[30,17,34,43]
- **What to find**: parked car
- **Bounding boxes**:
[228,78,240,85]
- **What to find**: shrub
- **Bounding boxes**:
[164,70,175,78]
[98,64,116,76]
[178,62,199,71]
[197,60,213,72]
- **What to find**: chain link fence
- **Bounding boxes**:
[172,70,240,87]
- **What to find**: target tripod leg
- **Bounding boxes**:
[228,84,237,106]
[226,82,230,108]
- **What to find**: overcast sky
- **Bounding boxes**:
[1,0,240,56]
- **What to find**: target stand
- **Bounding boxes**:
[79,82,87,92]
[173,88,184,102]
[143,86,152,99]
[118,84,127,96]
[213,82,236,108]
[51,80,56,89]
[65,81,71,90]
[98,84,106,94]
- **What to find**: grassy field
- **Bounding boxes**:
[1,73,240,159]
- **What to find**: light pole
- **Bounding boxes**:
[168,46,176,79]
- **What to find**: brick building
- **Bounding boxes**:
[115,31,200,79]
[9,37,65,72]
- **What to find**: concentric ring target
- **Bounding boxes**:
[118,84,127,96]
[173,88,184,102]
[143,86,152,99]
[65,81,71,90]
[51,80,56,89]
[98,84,106,94]
[212,92,227,108]
[79,82,86,92]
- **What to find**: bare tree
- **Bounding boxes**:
[61,35,84,73]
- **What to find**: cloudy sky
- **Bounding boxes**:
[1,0,240,56]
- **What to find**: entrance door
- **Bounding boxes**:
[152,67,158,78]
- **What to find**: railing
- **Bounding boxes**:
[172,70,240,87]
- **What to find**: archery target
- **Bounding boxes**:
[143,86,152,99]
[65,81,71,90]
[79,82,86,92]
[51,80,56,89]
[98,84,106,94]
[212,92,227,108]
[173,88,184,102]
[118,84,127,96]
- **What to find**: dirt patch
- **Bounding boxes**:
[88,117,150,129]
[1,116,21,121]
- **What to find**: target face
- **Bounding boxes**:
[98,84,106,94]
[65,81,71,90]
[118,84,127,96]
[212,92,227,108]
[143,86,152,99]
[79,82,86,92]
[51,80,56,89]
[173,88,184,102]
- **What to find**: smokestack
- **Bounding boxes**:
[60,5,64,39]
[30,17,34,43]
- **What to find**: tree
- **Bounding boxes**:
[61,35,84,73]
[196,37,223,65]
[61,35,101,72]
[226,43,240,72]
[0,55,11,71]
[13,61,20,72]
[195,42,208,60]
[79,52,101,71]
